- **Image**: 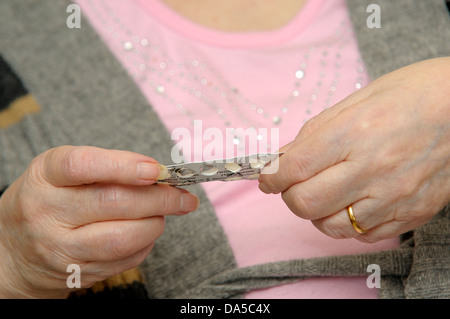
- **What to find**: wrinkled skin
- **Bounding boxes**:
[259,58,450,243]
[0,146,199,298]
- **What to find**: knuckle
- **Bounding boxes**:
[259,174,278,193]
[299,117,318,137]
[98,185,127,213]
[60,146,107,184]
[282,188,318,220]
[379,175,418,204]
[158,187,180,214]
[317,218,348,239]
[393,206,427,227]
[106,228,132,259]
[289,153,313,183]
[26,150,55,187]
[396,176,419,200]
[347,105,377,137]
[350,118,370,136]
[261,155,308,194]
[61,147,91,184]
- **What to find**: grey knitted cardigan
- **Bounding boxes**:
[0,0,449,299]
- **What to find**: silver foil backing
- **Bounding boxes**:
[158,153,283,186]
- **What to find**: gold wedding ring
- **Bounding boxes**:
[347,205,367,234]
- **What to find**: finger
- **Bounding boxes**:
[310,198,393,240]
[349,205,436,243]
[73,243,155,289]
[36,146,168,187]
[355,219,420,243]
[279,160,366,220]
[271,110,339,162]
[259,109,353,194]
[58,183,199,225]
[269,87,374,175]
[277,141,295,153]
[258,92,377,195]
[65,217,165,262]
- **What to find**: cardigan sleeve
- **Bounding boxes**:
[0,54,48,190]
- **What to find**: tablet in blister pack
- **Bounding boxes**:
[158,153,283,186]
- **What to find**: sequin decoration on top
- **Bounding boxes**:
[158,153,283,186]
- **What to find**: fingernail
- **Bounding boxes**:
[180,192,199,213]
[156,164,170,180]
[137,162,161,181]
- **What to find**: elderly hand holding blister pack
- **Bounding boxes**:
[0,146,199,298]
[259,58,450,243]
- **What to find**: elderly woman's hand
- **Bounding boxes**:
[0,146,199,298]
[259,57,450,243]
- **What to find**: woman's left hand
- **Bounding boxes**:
[259,58,450,243]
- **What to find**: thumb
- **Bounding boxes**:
[35,146,169,187]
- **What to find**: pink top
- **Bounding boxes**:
[76,0,399,298]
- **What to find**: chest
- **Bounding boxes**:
[160,0,307,31]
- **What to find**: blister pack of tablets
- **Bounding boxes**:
[158,153,283,186]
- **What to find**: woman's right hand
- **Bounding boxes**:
[0,146,199,298]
